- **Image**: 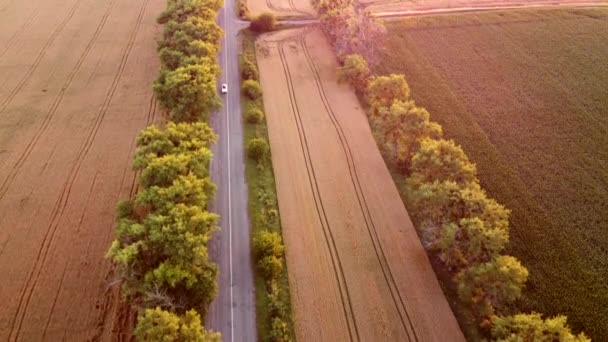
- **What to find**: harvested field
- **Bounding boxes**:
[256,27,463,341]
[0,0,164,340]
[375,8,608,339]
[245,0,315,19]
[360,0,608,15]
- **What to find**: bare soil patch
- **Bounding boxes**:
[0,0,164,340]
[256,27,464,341]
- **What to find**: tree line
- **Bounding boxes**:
[318,1,589,340]
[106,0,225,340]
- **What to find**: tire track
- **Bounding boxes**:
[0,6,41,60]
[0,0,117,201]
[0,0,83,115]
[7,0,149,339]
[264,0,310,16]
[277,38,360,342]
[298,34,419,341]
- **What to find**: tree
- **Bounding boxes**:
[158,0,223,24]
[134,307,220,341]
[242,79,262,100]
[437,217,509,270]
[133,122,217,170]
[138,151,212,188]
[456,255,529,319]
[136,173,216,212]
[347,11,386,65]
[107,204,219,311]
[246,108,264,124]
[367,74,411,113]
[376,101,442,172]
[154,63,221,122]
[491,313,590,342]
[250,12,277,32]
[247,138,269,162]
[337,54,370,92]
[163,18,223,47]
[409,138,478,185]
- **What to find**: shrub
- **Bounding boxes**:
[269,317,291,342]
[253,230,284,259]
[242,57,259,81]
[258,255,283,280]
[491,313,590,342]
[246,108,264,124]
[134,307,220,341]
[242,79,262,100]
[247,138,269,161]
[250,12,277,32]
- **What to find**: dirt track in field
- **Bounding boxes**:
[361,0,608,15]
[0,0,164,340]
[256,27,464,341]
[246,0,315,19]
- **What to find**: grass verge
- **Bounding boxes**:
[240,29,296,342]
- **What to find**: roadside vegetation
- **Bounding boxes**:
[317,1,591,340]
[106,0,225,339]
[241,29,295,342]
[373,8,608,340]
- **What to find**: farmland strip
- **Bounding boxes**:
[7,0,149,338]
[277,37,360,342]
[298,34,419,342]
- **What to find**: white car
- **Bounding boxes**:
[221,83,228,94]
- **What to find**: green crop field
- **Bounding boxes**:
[375,8,608,339]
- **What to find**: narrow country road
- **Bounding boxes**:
[207,0,255,340]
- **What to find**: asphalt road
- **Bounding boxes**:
[206,1,256,341]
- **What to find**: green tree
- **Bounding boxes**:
[134,307,220,341]
[376,100,442,172]
[491,313,590,342]
[438,217,509,270]
[246,108,264,124]
[337,54,370,92]
[138,151,212,188]
[134,122,217,170]
[247,138,269,162]
[162,18,223,48]
[136,173,215,212]
[154,63,221,122]
[107,204,219,311]
[158,0,223,24]
[250,12,277,32]
[367,74,411,114]
[457,255,529,319]
[242,79,262,100]
[409,138,478,185]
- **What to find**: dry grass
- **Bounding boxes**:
[374,7,608,340]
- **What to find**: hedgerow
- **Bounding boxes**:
[107,0,225,339]
[316,3,588,340]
